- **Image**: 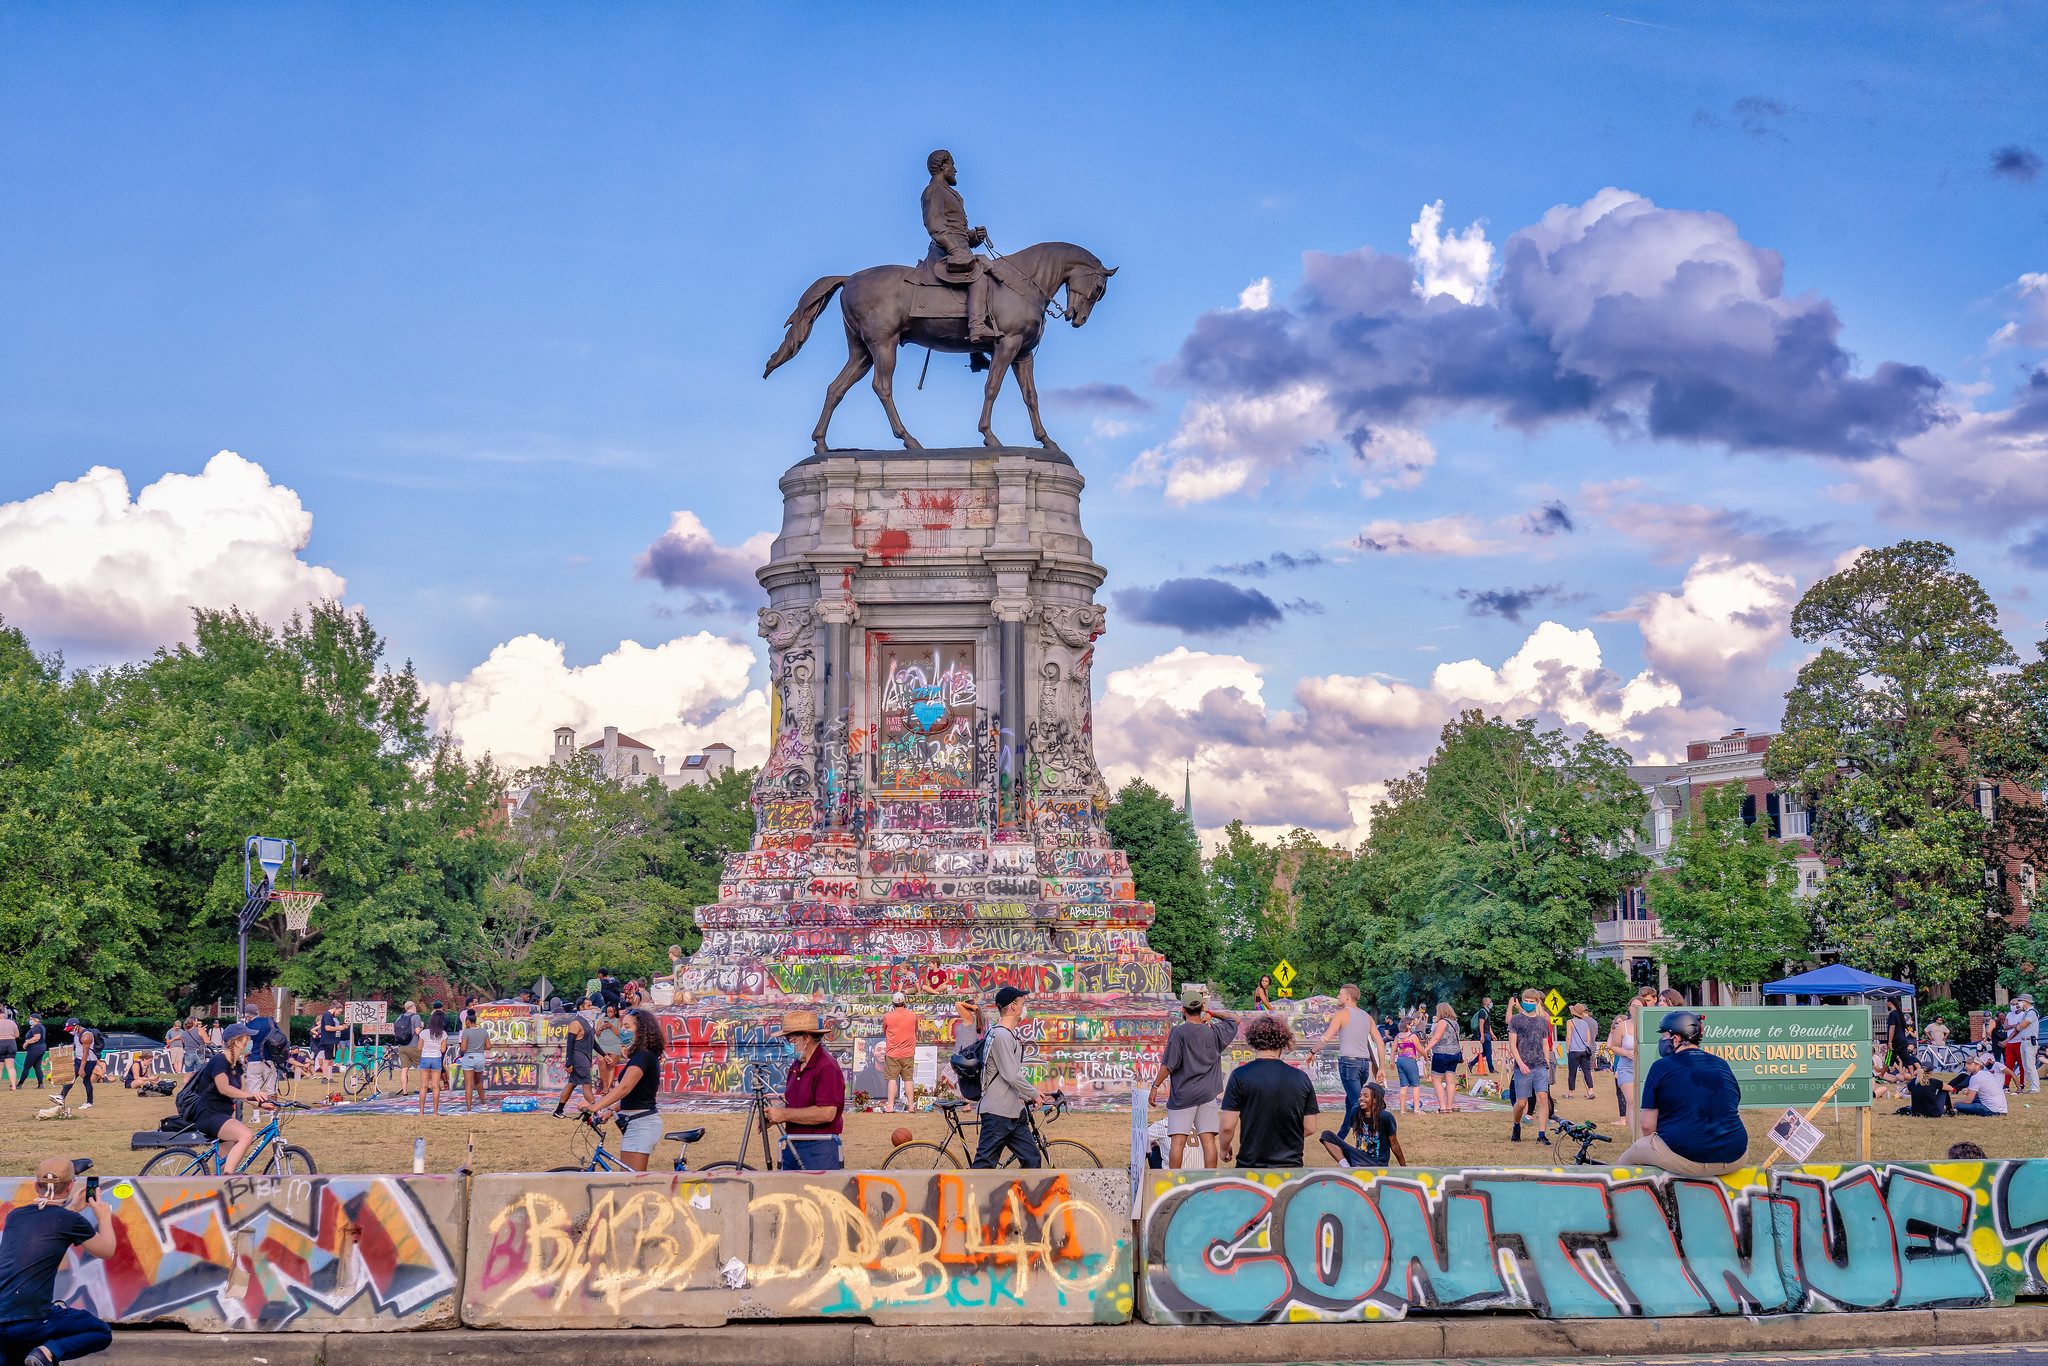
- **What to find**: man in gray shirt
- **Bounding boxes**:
[972,986,1046,1168]
[1149,984,1239,1168]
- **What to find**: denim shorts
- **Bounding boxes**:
[618,1109,663,1154]
[1431,1053,1461,1074]
[1512,1065,1551,1100]
[1395,1056,1420,1087]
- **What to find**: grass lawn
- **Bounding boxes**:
[0,1065,2038,1177]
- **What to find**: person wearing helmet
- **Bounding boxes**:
[1617,1010,1749,1176]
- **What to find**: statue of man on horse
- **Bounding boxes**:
[764,150,1117,455]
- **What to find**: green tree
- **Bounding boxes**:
[1649,783,1808,989]
[649,765,758,943]
[1205,821,1286,1002]
[1765,541,2017,985]
[1105,777,1217,985]
[1339,711,1649,1014]
[104,603,506,1007]
[0,620,161,1012]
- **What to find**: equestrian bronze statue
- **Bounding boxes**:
[764,149,1116,454]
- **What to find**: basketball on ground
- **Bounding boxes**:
[891,1127,913,1147]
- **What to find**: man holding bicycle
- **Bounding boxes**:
[973,986,1045,1168]
[764,1010,844,1170]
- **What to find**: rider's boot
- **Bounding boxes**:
[967,276,1001,342]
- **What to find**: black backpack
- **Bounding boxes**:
[392,1012,417,1045]
[948,1031,989,1102]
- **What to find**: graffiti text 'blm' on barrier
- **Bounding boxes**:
[466,1170,1133,1327]
[1142,1161,2048,1324]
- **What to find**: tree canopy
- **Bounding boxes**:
[1104,777,1217,986]
[1649,782,1807,989]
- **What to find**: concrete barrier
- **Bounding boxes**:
[1139,1159,2048,1324]
[6,1175,465,1331]
[464,1168,1132,1327]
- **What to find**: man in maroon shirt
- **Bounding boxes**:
[766,1010,845,1170]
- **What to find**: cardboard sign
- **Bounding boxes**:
[1769,1106,1826,1161]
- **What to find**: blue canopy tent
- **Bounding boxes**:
[1762,965,1915,1011]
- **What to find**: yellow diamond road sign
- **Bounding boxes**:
[1272,960,1296,989]
[1543,988,1567,1024]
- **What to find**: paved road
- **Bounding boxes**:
[1326,1350,2048,1366]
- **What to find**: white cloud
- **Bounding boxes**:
[1847,401,2048,533]
[1099,617,1720,847]
[1123,385,1336,503]
[1237,277,1273,310]
[0,452,346,659]
[632,511,775,612]
[1989,272,2048,351]
[429,632,767,771]
[1350,427,1437,497]
[1350,514,1505,556]
[1603,555,1798,715]
[1409,200,1494,304]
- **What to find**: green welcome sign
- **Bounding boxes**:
[1632,1005,1873,1111]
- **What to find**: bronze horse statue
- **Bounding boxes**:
[764,242,1116,454]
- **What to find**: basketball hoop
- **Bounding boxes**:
[270,888,323,937]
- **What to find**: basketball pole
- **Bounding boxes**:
[239,836,298,1018]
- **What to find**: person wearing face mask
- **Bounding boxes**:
[1617,1010,1749,1175]
[972,986,1047,1168]
[1506,989,1555,1143]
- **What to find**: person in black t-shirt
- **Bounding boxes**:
[1898,1062,1953,1116]
[587,1009,667,1170]
[549,1014,600,1119]
[0,1157,117,1364]
[184,1025,271,1173]
[1219,1015,1319,1169]
[1319,1081,1407,1167]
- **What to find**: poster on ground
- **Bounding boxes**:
[1632,1005,1871,1112]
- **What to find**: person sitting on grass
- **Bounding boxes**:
[1951,1055,2008,1117]
[1319,1080,1406,1168]
[1899,1061,1954,1117]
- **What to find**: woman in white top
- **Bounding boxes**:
[417,1010,449,1116]
[1608,1012,1636,1127]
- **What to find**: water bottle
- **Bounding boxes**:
[413,1137,425,1174]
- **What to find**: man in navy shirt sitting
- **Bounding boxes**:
[0,1157,117,1364]
[1618,1010,1750,1176]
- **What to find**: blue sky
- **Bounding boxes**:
[3,2,2044,842]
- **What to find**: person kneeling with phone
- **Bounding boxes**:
[0,1158,116,1364]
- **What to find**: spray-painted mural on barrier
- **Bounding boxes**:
[1141,1160,2048,1324]
[1,1175,464,1331]
[464,1169,1132,1327]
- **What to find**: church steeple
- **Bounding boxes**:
[1182,761,1194,831]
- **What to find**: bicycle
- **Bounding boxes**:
[549,1111,709,1173]
[341,1043,404,1098]
[882,1092,1102,1170]
[1547,1114,1613,1166]
[694,1061,861,1174]
[139,1101,318,1177]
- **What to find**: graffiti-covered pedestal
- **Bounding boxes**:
[661,448,1179,1105]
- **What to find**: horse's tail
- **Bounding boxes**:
[764,275,849,377]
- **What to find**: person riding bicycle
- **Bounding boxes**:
[586,1010,668,1171]
[178,1024,271,1173]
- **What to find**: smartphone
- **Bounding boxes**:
[82,1176,98,1202]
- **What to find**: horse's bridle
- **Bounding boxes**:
[983,234,1093,322]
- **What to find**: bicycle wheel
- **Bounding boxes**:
[341,1065,371,1097]
[1036,1139,1103,1169]
[880,1140,961,1170]
[696,1161,757,1173]
[547,1165,589,1173]
[140,1147,209,1177]
[267,1144,317,1176]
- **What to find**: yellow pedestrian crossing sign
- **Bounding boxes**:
[1272,960,1296,998]
[1543,988,1567,1026]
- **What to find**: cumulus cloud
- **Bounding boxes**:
[1601,554,1799,717]
[1521,499,1575,537]
[1990,274,2048,351]
[1456,583,1588,623]
[1212,550,1328,577]
[1112,577,1285,634]
[0,452,346,659]
[1238,278,1273,310]
[1992,146,2043,184]
[429,631,767,771]
[632,511,774,614]
[1837,370,2048,533]
[1133,188,1946,503]
[1580,480,1840,568]
[1351,515,1506,556]
[1409,200,1494,304]
[1045,382,1153,412]
[1098,618,1714,846]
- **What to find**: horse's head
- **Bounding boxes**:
[1061,259,1117,327]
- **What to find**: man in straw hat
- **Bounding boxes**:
[766,1010,846,1171]
[0,1157,116,1364]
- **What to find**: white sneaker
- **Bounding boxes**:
[79,1103,92,1110]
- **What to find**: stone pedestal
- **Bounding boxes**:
[660,448,1177,1107]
